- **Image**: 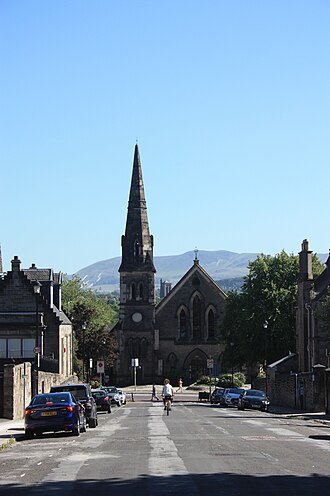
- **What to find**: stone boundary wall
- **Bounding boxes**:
[267,366,326,412]
[3,362,77,420]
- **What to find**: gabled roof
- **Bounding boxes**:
[313,251,330,298]
[156,259,227,314]
[24,266,54,282]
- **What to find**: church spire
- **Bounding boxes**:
[119,144,155,272]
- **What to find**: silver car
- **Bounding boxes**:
[117,389,127,405]
[223,388,245,407]
[101,386,121,406]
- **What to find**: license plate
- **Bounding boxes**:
[41,411,57,416]
[251,404,260,409]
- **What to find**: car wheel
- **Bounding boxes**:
[81,416,87,433]
[72,421,80,436]
[25,429,34,439]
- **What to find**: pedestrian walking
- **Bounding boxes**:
[176,377,183,393]
[151,384,160,401]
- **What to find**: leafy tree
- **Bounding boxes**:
[62,276,119,378]
[220,251,324,369]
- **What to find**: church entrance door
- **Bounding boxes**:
[186,354,207,383]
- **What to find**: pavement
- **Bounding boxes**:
[1,385,328,447]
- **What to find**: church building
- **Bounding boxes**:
[113,145,227,386]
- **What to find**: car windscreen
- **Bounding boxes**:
[247,390,265,397]
[92,391,106,398]
[52,386,88,400]
[31,393,71,405]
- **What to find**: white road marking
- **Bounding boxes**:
[148,405,199,495]
[266,427,304,437]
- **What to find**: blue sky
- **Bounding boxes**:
[1,0,329,275]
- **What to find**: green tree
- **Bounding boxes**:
[62,276,119,377]
[220,251,324,369]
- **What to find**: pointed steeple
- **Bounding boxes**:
[119,145,155,272]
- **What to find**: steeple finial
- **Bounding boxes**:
[194,247,199,264]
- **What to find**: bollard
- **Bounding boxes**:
[131,392,134,402]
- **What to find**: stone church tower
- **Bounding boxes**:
[114,144,157,384]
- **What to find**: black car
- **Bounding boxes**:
[25,392,86,438]
[237,389,270,412]
[92,389,112,413]
[210,387,225,404]
[50,383,98,427]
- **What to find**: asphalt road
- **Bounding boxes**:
[0,400,329,495]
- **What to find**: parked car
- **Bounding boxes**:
[92,389,112,413]
[101,386,121,406]
[223,388,245,407]
[210,387,225,404]
[50,383,98,427]
[117,389,127,405]
[237,389,270,412]
[25,392,86,438]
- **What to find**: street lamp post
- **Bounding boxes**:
[33,281,41,396]
[82,323,86,382]
[230,342,234,386]
[263,321,268,394]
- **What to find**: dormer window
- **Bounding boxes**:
[134,240,140,261]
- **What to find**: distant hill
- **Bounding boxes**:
[74,250,328,294]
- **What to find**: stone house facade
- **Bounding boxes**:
[0,256,73,416]
[267,240,330,412]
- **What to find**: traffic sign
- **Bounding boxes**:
[97,361,105,373]
[207,358,214,369]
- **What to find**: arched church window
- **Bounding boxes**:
[193,296,202,340]
[208,309,215,340]
[139,283,144,300]
[179,309,187,340]
[140,338,147,358]
[128,339,134,358]
[131,283,136,300]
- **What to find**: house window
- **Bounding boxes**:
[0,339,6,358]
[0,338,36,358]
[193,296,202,340]
[208,310,215,340]
[8,339,20,358]
[22,339,35,358]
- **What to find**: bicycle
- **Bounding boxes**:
[163,395,172,416]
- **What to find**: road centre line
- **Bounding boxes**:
[148,405,199,495]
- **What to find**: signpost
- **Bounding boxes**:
[131,358,139,391]
[97,360,104,386]
[207,358,214,394]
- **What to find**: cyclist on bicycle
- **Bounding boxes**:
[162,378,174,410]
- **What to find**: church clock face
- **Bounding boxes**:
[132,312,143,323]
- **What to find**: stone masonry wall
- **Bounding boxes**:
[3,363,76,420]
